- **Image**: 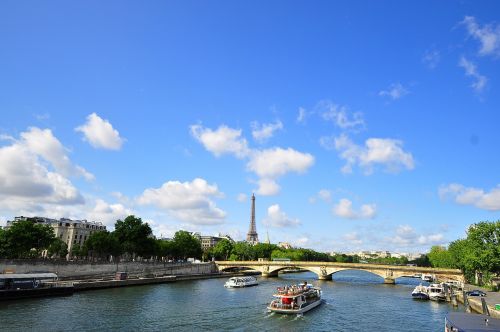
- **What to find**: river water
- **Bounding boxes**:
[0,270,463,331]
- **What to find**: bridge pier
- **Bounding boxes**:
[383,278,395,284]
[318,274,333,281]
[261,271,279,278]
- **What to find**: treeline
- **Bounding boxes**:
[426,221,499,286]
[0,215,203,262]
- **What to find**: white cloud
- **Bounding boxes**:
[262,204,300,228]
[247,147,314,179]
[458,56,487,92]
[439,183,500,211]
[334,134,415,174]
[237,193,247,202]
[318,101,365,130]
[190,124,250,158]
[379,83,409,100]
[333,198,376,219]
[190,124,314,195]
[87,199,133,227]
[137,178,226,225]
[422,49,440,69]
[390,225,445,247]
[0,128,90,208]
[462,16,500,57]
[296,107,308,123]
[251,120,283,143]
[342,232,363,245]
[256,178,281,196]
[310,189,332,204]
[75,113,125,150]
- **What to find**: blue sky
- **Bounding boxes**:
[1,1,500,253]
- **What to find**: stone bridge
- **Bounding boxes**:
[215,261,464,284]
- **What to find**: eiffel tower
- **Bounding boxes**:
[246,193,259,244]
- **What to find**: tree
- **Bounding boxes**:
[84,231,122,260]
[232,242,255,261]
[2,220,55,258]
[172,231,202,260]
[114,215,154,258]
[428,246,455,268]
[211,239,233,260]
[253,243,278,260]
[47,239,68,258]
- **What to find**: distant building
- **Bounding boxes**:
[191,232,234,251]
[6,216,106,255]
[278,242,292,249]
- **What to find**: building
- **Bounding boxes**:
[6,216,106,255]
[191,232,234,251]
[246,193,259,244]
[278,242,292,249]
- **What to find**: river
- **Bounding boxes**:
[0,270,463,331]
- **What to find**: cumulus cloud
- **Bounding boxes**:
[251,120,283,143]
[333,134,415,174]
[190,124,250,158]
[262,204,300,228]
[75,113,125,150]
[0,128,90,209]
[190,124,314,195]
[256,178,281,196]
[379,83,409,100]
[247,147,314,179]
[318,101,365,130]
[137,178,226,225]
[390,225,445,247]
[439,183,500,211]
[333,198,376,219]
[458,56,487,92]
[87,199,133,227]
[462,16,500,57]
[309,189,332,204]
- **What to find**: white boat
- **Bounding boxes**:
[224,276,258,288]
[428,283,446,301]
[267,283,323,315]
[411,284,429,300]
[421,274,434,282]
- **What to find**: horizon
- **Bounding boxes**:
[1,1,500,254]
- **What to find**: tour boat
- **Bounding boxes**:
[428,283,446,301]
[411,284,429,300]
[421,274,434,282]
[267,282,323,315]
[224,276,258,288]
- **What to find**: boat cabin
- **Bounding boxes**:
[0,273,58,290]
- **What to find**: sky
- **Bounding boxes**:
[1,1,500,254]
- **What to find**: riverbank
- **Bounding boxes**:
[456,284,500,319]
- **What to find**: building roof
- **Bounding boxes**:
[0,273,58,280]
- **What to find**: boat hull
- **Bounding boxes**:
[0,286,74,301]
[224,282,258,288]
[267,299,324,315]
[411,292,429,300]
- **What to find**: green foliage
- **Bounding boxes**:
[410,254,431,267]
[211,239,233,260]
[0,221,55,258]
[428,246,455,268]
[232,242,255,260]
[172,231,202,259]
[114,215,153,257]
[83,231,122,259]
[47,239,68,258]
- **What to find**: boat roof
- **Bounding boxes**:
[446,312,500,331]
[0,273,58,280]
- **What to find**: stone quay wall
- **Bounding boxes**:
[0,259,217,280]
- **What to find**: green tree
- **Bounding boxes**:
[2,220,55,258]
[211,239,234,260]
[47,239,68,258]
[114,215,153,258]
[253,243,278,260]
[428,246,455,268]
[172,231,202,260]
[84,231,122,260]
[231,242,255,260]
